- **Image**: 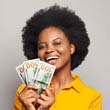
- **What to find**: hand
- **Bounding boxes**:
[18,85,39,110]
[37,87,55,110]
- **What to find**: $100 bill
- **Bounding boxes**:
[16,58,56,94]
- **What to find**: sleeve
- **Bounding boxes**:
[89,92,102,110]
[14,84,25,110]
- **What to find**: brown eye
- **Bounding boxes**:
[53,41,62,46]
[38,44,46,50]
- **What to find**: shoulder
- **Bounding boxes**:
[82,83,102,99]
[80,82,102,109]
[73,74,102,100]
[14,84,25,110]
[79,77,102,104]
[16,84,25,95]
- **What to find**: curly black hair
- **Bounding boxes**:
[22,5,90,70]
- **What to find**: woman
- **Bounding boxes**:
[14,5,102,110]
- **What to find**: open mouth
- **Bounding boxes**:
[45,56,59,62]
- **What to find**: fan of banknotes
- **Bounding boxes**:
[16,58,56,94]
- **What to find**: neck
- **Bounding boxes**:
[52,65,74,93]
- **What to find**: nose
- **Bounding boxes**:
[45,45,55,54]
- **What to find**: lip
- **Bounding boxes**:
[46,56,59,60]
[46,58,58,65]
[44,55,59,64]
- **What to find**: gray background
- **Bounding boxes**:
[0,0,110,110]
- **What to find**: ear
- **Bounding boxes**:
[70,44,75,55]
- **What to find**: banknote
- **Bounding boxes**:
[16,64,27,85]
[34,60,56,94]
[16,58,56,94]
[23,58,40,85]
[36,82,48,94]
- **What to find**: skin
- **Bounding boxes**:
[19,26,75,110]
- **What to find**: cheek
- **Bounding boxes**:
[37,51,44,58]
[58,46,71,55]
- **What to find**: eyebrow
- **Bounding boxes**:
[38,37,63,45]
[38,42,46,45]
[53,37,62,41]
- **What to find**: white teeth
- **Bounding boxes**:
[46,56,58,61]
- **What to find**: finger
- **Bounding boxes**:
[43,87,55,96]
[27,97,36,103]
[25,84,38,90]
[40,94,49,101]
[21,85,38,96]
[21,97,36,106]
[26,92,37,99]
[19,89,39,101]
[49,87,55,94]
[21,89,36,96]
[37,98,46,106]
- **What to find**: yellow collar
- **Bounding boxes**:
[62,74,84,93]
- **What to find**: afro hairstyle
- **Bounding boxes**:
[22,5,90,70]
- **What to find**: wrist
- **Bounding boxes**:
[25,106,36,110]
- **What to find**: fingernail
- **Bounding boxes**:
[43,87,46,90]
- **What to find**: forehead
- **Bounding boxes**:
[38,26,69,41]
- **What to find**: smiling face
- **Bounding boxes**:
[37,27,75,71]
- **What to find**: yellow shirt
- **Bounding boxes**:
[14,74,102,110]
